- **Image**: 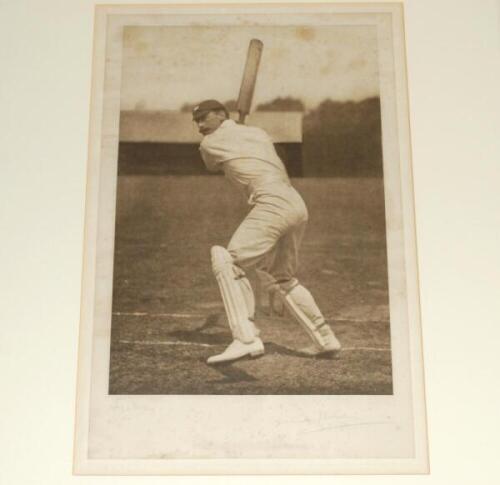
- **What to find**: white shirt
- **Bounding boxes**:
[199,119,290,202]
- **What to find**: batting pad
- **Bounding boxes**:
[280,284,328,346]
[211,246,257,343]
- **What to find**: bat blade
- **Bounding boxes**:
[237,39,264,124]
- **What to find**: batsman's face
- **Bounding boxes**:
[195,110,226,136]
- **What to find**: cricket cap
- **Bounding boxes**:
[192,99,228,121]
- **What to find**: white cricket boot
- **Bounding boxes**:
[299,324,341,357]
[207,338,264,365]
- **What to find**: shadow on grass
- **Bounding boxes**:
[167,313,229,345]
[200,341,342,386]
[264,342,341,360]
[205,362,260,384]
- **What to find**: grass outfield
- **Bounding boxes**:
[110,175,391,394]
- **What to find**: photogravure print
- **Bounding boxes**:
[74,3,428,475]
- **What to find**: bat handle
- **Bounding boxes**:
[237,111,247,125]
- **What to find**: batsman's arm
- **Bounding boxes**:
[199,141,224,172]
[200,151,220,172]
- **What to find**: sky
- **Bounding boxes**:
[120,24,380,111]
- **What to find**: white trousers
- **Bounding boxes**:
[217,182,328,344]
[228,182,308,287]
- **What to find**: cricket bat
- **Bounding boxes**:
[236,39,264,124]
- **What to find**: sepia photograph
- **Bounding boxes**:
[74,3,428,475]
[112,21,389,395]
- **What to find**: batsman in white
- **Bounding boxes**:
[193,99,341,364]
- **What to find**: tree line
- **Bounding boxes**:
[181,96,383,177]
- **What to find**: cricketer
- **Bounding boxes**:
[193,99,341,364]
